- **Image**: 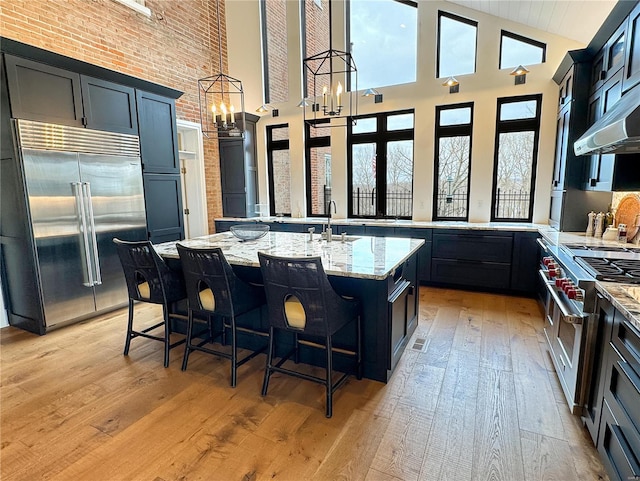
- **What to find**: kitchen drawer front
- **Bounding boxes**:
[432,231,513,263]
[598,398,640,481]
[431,258,511,289]
[612,317,640,381]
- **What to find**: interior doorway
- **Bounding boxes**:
[177,120,208,239]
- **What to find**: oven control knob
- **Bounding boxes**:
[567,289,576,299]
[549,266,560,277]
[543,257,553,266]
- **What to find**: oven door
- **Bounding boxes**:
[540,270,588,414]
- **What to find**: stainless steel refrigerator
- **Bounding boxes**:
[8,119,147,331]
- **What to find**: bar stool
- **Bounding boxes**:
[113,238,187,368]
[177,244,268,387]
[257,252,362,418]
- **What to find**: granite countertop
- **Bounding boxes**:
[595,282,640,332]
[216,216,544,232]
[154,231,424,281]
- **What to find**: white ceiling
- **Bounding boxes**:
[444,0,617,45]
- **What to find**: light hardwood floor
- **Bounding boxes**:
[1,287,609,481]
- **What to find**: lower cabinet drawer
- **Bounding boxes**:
[598,398,640,481]
[431,258,511,289]
[604,354,640,458]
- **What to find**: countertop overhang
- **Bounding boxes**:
[155,231,425,280]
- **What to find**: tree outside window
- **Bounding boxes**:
[491,95,542,222]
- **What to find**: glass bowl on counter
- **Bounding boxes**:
[230,224,270,241]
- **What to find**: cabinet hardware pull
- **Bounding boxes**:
[610,424,640,477]
[617,360,640,396]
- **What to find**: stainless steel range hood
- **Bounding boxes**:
[574,84,640,155]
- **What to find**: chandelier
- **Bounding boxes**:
[302,0,357,127]
[198,0,245,139]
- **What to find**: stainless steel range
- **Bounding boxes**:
[538,239,640,416]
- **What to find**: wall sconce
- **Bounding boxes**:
[363,88,383,103]
[442,76,459,94]
[256,104,279,117]
[510,65,529,85]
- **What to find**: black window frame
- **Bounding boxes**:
[499,30,547,70]
[266,123,291,216]
[490,94,542,223]
[436,10,478,79]
[347,109,415,219]
[305,119,332,217]
[433,102,474,221]
[346,0,418,92]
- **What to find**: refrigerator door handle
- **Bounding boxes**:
[82,182,102,286]
[72,181,94,287]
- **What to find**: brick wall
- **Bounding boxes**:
[0,0,226,231]
[304,0,329,97]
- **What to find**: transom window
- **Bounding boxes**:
[434,102,474,220]
[491,95,542,222]
[348,0,418,90]
[348,110,414,219]
[261,0,289,103]
[266,124,291,216]
[500,31,546,70]
[437,11,477,79]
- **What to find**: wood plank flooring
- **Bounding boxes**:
[1,287,609,481]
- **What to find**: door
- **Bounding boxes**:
[78,153,146,312]
[143,173,184,243]
[22,149,96,326]
[220,139,247,217]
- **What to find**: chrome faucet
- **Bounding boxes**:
[325,200,337,241]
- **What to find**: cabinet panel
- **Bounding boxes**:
[598,399,640,481]
[510,232,539,294]
[136,91,179,174]
[143,173,184,243]
[431,258,511,289]
[81,76,137,134]
[624,2,640,91]
[432,231,513,263]
[4,55,83,126]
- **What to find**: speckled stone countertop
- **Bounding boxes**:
[595,282,640,332]
[155,231,424,281]
[216,217,544,232]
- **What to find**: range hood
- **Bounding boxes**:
[574,84,640,155]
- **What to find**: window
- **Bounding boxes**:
[267,124,291,216]
[261,0,289,103]
[112,0,151,16]
[437,11,477,78]
[433,103,473,220]
[348,0,418,90]
[499,31,546,70]
[305,120,332,216]
[302,0,330,98]
[348,110,414,218]
[491,95,542,222]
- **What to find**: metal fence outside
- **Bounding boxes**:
[494,189,530,219]
[352,188,412,217]
[435,191,468,219]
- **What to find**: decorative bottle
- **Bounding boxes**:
[586,211,595,237]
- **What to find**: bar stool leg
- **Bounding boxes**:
[230,317,238,388]
[326,335,333,418]
[294,332,300,364]
[182,309,194,371]
[124,299,134,356]
[357,315,363,380]
[262,326,275,396]
[162,304,170,368]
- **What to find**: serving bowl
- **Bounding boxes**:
[230,224,270,241]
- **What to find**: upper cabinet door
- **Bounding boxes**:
[135,90,179,173]
[80,76,138,135]
[4,55,83,127]
[623,1,640,92]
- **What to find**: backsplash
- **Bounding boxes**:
[612,192,640,244]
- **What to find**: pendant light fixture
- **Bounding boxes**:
[198,0,245,139]
[302,0,357,127]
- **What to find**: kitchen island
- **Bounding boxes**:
[155,231,425,382]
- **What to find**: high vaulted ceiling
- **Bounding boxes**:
[445,0,617,45]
